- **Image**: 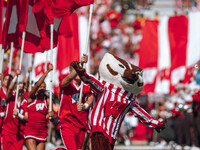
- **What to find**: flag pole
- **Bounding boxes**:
[45,51,48,72]
[49,24,54,113]
[47,24,54,143]
[28,54,33,91]
[8,42,14,74]
[14,32,25,110]
[0,0,3,87]
[0,47,4,87]
[79,4,93,103]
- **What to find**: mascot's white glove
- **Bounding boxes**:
[0,112,5,117]
[155,119,168,133]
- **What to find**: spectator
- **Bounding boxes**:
[106,7,122,29]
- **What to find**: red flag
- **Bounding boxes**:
[2,0,56,53]
[57,15,73,37]
[32,0,53,24]
[168,15,188,70]
[139,20,159,93]
[0,0,3,44]
[54,13,89,95]
[51,0,94,18]
[55,13,79,95]
[2,0,30,50]
[19,0,58,53]
[18,0,29,32]
[55,13,80,95]
[56,13,79,75]
[2,0,18,50]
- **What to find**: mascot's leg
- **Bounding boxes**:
[91,132,114,150]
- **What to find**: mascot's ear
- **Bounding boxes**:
[72,61,85,74]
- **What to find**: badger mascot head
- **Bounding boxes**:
[98,53,144,95]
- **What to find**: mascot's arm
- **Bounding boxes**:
[72,61,104,94]
[130,102,167,133]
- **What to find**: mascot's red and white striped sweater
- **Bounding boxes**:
[77,71,162,145]
[73,53,164,145]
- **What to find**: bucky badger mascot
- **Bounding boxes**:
[73,53,166,150]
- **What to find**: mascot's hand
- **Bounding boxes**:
[155,119,167,133]
[72,61,85,74]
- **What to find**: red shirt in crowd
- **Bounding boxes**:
[106,11,121,28]
[192,90,200,102]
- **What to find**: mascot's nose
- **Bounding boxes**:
[132,72,137,79]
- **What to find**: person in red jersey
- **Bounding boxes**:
[2,69,28,150]
[0,73,13,150]
[24,64,54,150]
[59,54,94,150]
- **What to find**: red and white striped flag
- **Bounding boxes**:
[139,12,200,94]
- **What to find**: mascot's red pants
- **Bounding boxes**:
[91,132,114,150]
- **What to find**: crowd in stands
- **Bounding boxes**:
[1,0,200,150]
